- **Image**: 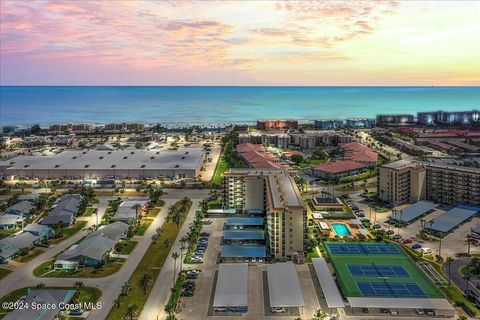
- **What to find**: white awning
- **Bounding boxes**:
[350,219,362,225]
[359,229,369,236]
[312,258,345,308]
[267,262,305,308]
[213,263,248,307]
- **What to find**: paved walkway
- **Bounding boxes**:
[138,200,201,320]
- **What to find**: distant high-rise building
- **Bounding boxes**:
[376,114,414,126]
[104,122,145,132]
[417,110,479,125]
[345,118,376,128]
[314,119,345,129]
[256,120,298,131]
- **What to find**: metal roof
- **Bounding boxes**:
[347,297,453,310]
[221,245,266,258]
[312,258,345,308]
[1,148,204,171]
[225,217,264,226]
[267,262,305,308]
[392,201,438,223]
[427,205,479,233]
[223,230,265,240]
[213,263,248,307]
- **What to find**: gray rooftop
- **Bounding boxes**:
[392,201,438,223]
[5,201,35,214]
[1,148,204,171]
[312,258,345,308]
[58,234,115,261]
[427,205,479,233]
[267,262,305,308]
[4,289,77,320]
[86,221,128,242]
[213,263,248,307]
[23,223,51,234]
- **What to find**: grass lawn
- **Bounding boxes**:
[0,286,101,319]
[106,201,191,320]
[13,247,46,263]
[212,156,228,187]
[51,221,88,245]
[34,258,126,278]
[83,207,95,217]
[0,229,18,240]
[208,199,222,209]
[306,250,320,263]
[166,273,185,314]
[135,219,152,236]
[116,240,138,255]
[0,268,12,281]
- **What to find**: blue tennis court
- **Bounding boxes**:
[357,281,426,297]
[348,264,409,277]
[328,243,401,255]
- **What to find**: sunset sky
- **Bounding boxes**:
[1,0,479,86]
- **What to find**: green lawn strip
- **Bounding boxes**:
[51,221,88,244]
[212,156,229,187]
[34,258,126,278]
[165,273,185,314]
[306,250,320,263]
[0,286,101,319]
[13,247,46,263]
[0,268,12,281]
[106,201,191,320]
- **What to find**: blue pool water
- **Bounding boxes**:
[332,223,351,236]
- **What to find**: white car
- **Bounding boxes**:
[421,247,432,254]
[272,307,285,313]
[215,307,228,312]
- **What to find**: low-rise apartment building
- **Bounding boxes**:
[49,123,92,134]
[378,160,480,206]
[222,169,306,260]
[104,122,145,133]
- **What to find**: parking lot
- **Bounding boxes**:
[179,217,323,320]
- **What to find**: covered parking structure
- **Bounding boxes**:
[267,262,305,313]
[425,205,479,236]
[312,258,345,312]
[213,263,248,313]
[391,201,438,224]
[225,217,264,226]
[220,245,266,262]
[223,230,265,240]
[347,297,454,317]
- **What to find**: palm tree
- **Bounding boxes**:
[427,220,434,240]
[164,238,171,248]
[312,309,328,320]
[123,304,138,320]
[138,273,153,294]
[446,257,454,286]
[171,252,180,287]
[151,234,159,244]
[133,203,142,220]
[121,281,132,296]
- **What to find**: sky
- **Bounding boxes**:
[1,0,479,86]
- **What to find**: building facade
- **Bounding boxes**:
[104,122,145,132]
[222,169,306,260]
[378,160,480,206]
[417,110,480,125]
[49,123,92,134]
[376,114,415,126]
[256,120,298,131]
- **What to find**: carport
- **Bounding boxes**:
[312,258,345,312]
[267,262,305,313]
[213,263,248,312]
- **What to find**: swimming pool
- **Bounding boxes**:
[332,223,351,236]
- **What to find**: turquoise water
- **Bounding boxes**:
[332,223,351,236]
[0,86,478,125]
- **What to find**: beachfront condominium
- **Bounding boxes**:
[378,160,480,207]
[417,110,479,125]
[256,119,298,131]
[222,169,306,260]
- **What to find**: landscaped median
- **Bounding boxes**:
[0,268,12,281]
[0,285,101,319]
[106,198,192,320]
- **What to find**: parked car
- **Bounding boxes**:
[393,234,402,240]
[200,232,210,237]
[373,224,381,229]
[271,307,285,313]
[204,220,213,225]
[356,212,365,217]
[181,290,194,297]
[186,273,198,279]
[214,307,228,312]
[402,239,413,244]
[412,244,422,250]
[190,257,203,263]
[386,230,395,235]
[186,269,200,275]
[421,247,432,254]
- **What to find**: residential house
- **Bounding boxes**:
[23,223,54,241]
[3,201,35,217]
[3,289,77,320]
[40,194,82,227]
[112,199,148,223]
[0,232,39,263]
[0,214,23,230]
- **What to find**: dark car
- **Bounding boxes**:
[181,290,194,297]
[373,224,381,229]
[412,244,422,249]
[386,230,395,235]
[186,273,198,279]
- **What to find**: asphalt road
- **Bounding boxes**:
[443,257,480,296]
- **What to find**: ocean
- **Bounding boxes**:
[0,86,479,126]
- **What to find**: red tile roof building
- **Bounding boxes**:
[340,142,378,165]
[236,143,296,174]
[311,160,367,179]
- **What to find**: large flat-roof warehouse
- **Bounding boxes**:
[0,148,205,179]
